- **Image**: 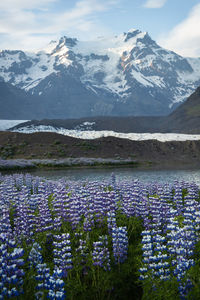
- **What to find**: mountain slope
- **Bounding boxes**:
[164,86,200,133]
[0,81,35,119]
[1,29,200,118]
[11,86,200,134]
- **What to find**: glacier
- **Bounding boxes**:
[11,125,200,142]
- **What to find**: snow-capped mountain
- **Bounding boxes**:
[1,29,200,119]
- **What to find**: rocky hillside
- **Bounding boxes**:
[164,86,200,133]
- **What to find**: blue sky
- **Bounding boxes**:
[0,0,200,57]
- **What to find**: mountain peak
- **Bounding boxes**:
[58,36,77,48]
[1,29,200,119]
[43,36,78,55]
[124,29,142,42]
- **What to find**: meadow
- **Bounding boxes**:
[0,173,200,299]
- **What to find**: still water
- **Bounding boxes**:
[24,167,200,186]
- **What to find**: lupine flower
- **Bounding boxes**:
[35,263,51,298]
[47,268,65,299]
[112,226,128,264]
[92,235,111,271]
[53,234,72,277]
[0,233,24,298]
[28,242,43,267]
[107,212,117,235]
[0,172,199,299]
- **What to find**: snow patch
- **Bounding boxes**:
[74,121,96,131]
[131,69,153,87]
[23,52,56,90]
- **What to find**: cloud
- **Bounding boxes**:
[0,0,118,50]
[158,3,200,57]
[0,0,56,10]
[45,0,113,32]
[143,0,167,9]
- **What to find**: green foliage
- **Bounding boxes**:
[46,151,53,158]
[76,141,98,151]
[53,140,61,145]
[141,277,179,300]
[0,144,16,158]
[187,240,200,299]
[174,215,185,227]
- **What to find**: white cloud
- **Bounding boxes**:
[0,0,118,50]
[0,0,56,11]
[44,0,113,32]
[143,0,167,9]
[158,3,200,57]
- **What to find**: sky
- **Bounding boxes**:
[0,0,200,57]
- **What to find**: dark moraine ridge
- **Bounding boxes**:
[0,131,200,169]
[12,116,165,133]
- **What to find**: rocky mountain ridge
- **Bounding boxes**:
[1,29,200,118]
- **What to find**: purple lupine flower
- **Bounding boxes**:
[53,234,72,277]
[28,242,43,268]
[83,210,95,232]
[0,205,13,236]
[53,216,62,231]
[166,216,195,298]
[174,184,184,214]
[35,263,51,299]
[54,184,70,211]
[139,230,153,280]
[140,228,170,281]
[92,235,110,271]
[76,233,88,269]
[112,226,128,264]
[14,193,33,240]
[107,212,117,235]
[69,195,83,230]
[0,233,24,298]
[47,268,66,300]
[37,194,53,232]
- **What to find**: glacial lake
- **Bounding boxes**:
[13,167,200,186]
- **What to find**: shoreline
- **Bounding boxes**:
[0,157,200,172]
[0,158,139,171]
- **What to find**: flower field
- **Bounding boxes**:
[0,173,200,299]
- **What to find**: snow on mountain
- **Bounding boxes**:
[0,50,56,91]
[0,120,28,131]
[11,125,200,142]
[1,29,200,118]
